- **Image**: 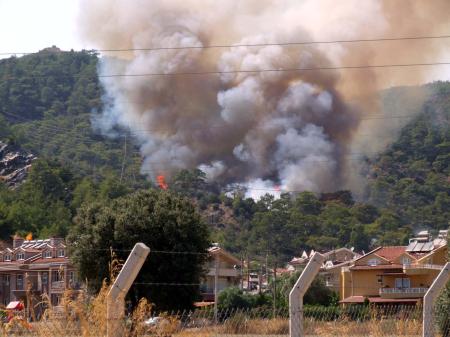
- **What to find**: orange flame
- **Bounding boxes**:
[25,233,33,241]
[156,175,168,190]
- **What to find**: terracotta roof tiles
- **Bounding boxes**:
[375,246,406,261]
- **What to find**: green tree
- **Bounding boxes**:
[67,189,211,310]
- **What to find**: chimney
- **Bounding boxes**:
[50,237,64,247]
[13,235,24,249]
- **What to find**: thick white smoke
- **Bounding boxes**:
[79,0,450,195]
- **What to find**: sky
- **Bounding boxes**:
[0,0,83,57]
[0,0,448,78]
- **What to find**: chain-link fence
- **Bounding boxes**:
[1,302,449,337]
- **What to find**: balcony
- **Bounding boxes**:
[51,281,65,291]
[379,287,428,299]
[325,280,337,287]
[403,264,444,275]
[206,268,240,278]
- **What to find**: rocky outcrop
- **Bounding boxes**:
[0,141,36,188]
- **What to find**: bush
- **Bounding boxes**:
[437,285,450,337]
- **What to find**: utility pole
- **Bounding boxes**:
[273,259,277,317]
[120,134,127,183]
[214,254,219,323]
[258,263,262,294]
[247,254,250,291]
[240,255,244,290]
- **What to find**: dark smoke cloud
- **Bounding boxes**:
[79,0,450,197]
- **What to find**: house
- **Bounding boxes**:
[0,236,79,313]
[289,247,359,271]
[340,230,448,305]
[199,245,241,302]
[289,247,360,293]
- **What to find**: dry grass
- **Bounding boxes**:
[0,256,439,337]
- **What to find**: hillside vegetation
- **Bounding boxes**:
[0,50,448,262]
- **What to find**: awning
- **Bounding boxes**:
[340,296,365,303]
[6,301,24,310]
[340,296,419,304]
[194,301,215,307]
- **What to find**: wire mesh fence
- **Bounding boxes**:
[1,302,449,337]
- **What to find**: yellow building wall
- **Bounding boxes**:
[418,247,448,265]
[341,269,352,300]
[351,270,382,297]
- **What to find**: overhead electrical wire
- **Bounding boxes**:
[0,34,449,56]
[1,61,449,82]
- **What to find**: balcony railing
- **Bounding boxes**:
[325,280,337,287]
[403,263,443,270]
[403,263,444,275]
[380,287,428,294]
[51,281,65,290]
[379,287,428,298]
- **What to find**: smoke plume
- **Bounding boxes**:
[78,0,450,195]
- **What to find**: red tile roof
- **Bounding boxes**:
[375,246,406,261]
[31,257,68,264]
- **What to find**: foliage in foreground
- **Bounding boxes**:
[67,189,211,311]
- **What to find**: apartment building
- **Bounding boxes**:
[340,230,448,305]
[0,236,79,311]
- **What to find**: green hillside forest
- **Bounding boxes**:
[0,49,449,262]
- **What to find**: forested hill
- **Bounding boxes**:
[0,49,147,238]
[0,49,448,262]
[0,48,143,184]
[368,81,450,230]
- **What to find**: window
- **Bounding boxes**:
[51,294,61,306]
[401,256,411,265]
[4,275,9,286]
[57,249,65,257]
[42,273,48,285]
[17,252,25,260]
[69,271,76,284]
[4,254,11,262]
[368,258,380,266]
[43,251,52,259]
[395,278,411,289]
[52,270,63,282]
[17,274,24,290]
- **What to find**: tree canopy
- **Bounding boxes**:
[67,189,211,310]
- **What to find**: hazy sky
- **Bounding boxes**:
[0,0,448,81]
[0,0,83,56]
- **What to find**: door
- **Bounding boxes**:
[395,278,410,288]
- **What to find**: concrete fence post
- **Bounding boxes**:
[106,243,150,337]
[423,262,450,337]
[289,252,325,337]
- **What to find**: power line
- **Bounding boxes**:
[1,34,449,56]
[1,61,449,82]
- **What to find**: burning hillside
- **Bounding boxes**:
[78,0,450,194]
